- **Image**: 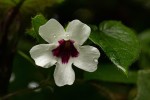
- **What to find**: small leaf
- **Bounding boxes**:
[26,28,36,38]
[135,70,150,100]
[32,14,47,34]
[90,21,140,74]
[30,14,47,42]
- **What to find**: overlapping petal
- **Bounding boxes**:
[39,19,65,43]
[66,20,91,45]
[30,44,57,68]
[73,46,100,72]
[54,60,75,86]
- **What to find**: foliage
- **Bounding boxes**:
[0,0,150,100]
[90,21,139,74]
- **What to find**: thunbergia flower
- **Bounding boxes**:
[30,19,100,86]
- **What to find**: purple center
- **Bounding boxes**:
[52,39,79,64]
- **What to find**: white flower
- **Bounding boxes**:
[30,19,100,86]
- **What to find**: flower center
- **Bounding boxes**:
[52,39,79,64]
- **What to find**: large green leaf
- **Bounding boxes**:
[90,21,140,74]
[135,70,150,100]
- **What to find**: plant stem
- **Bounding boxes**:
[0,0,25,97]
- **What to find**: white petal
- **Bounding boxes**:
[66,20,91,45]
[73,46,100,72]
[30,44,57,68]
[39,19,65,43]
[54,60,75,86]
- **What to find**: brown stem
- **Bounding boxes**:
[0,0,25,97]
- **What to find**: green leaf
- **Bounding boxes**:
[30,14,47,42]
[90,21,140,74]
[84,64,137,84]
[135,70,150,100]
[32,14,47,34]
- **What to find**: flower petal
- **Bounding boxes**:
[39,19,65,43]
[73,46,100,72]
[30,44,57,68]
[66,20,91,45]
[54,60,75,86]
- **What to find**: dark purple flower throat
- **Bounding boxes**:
[52,39,79,64]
